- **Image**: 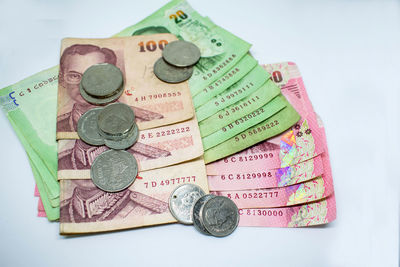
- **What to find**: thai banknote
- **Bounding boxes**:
[37,197,47,218]
[239,124,336,227]
[203,104,300,163]
[207,155,324,191]
[210,142,334,208]
[59,158,208,234]
[206,62,324,173]
[238,194,336,227]
[57,34,194,139]
[195,64,271,122]
[117,0,252,97]
[58,117,203,179]
[192,54,257,108]
[201,94,290,150]
[199,78,282,137]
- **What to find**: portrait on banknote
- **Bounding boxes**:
[57,43,126,133]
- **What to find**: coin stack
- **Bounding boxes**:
[79,63,125,105]
[154,40,201,83]
[76,63,139,193]
[169,184,239,237]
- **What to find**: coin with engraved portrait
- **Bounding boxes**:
[153,57,193,84]
[201,196,239,237]
[169,184,205,224]
[162,40,201,67]
[77,107,105,146]
[79,63,124,105]
[91,149,138,193]
[97,102,135,139]
[192,194,216,235]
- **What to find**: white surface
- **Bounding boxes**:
[0,0,399,266]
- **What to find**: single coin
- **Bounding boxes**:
[192,194,216,235]
[91,149,138,193]
[169,184,205,224]
[162,40,201,67]
[77,107,105,146]
[153,57,193,83]
[104,123,139,150]
[202,196,239,237]
[97,102,135,138]
[79,63,124,105]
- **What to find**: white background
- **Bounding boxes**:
[0,0,399,266]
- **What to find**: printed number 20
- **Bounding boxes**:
[138,40,168,52]
[169,10,188,24]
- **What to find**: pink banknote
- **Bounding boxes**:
[207,154,324,191]
[206,62,323,175]
[37,197,47,218]
[211,148,333,208]
[238,194,336,227]
[34,184,39,197]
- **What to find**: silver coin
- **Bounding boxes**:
[79,63,124,105]
[202,196,239,237]
[97,102,135,138]
[153,57,193,83]
[104,123,139,150]
[162,40,201,67]
[192,194,216,235]
[91,149,138,193]
[169,184,205,224]
[77,107,105,146]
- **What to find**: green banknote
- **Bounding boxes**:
[192,54,257,108]
[117,0,252,96]
[196,64,271,122]
[203,104,301,164]
[202,94,289,150]
[199,79,281,137]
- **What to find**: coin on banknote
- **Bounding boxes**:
[77,107,105,146]
[153,57,193,83]
[91,149,138,192]
[162,40,201,67]
[80,63,124,105]
[169,184,205,224]
[202,196,239,237]
[192,194,216,235]
[104,123,139,150]
[97,102,135,139]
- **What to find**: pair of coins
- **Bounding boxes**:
[154,40,201,83]
[169,184,239,237]
[77,103,139,150]
[80,63,124,105]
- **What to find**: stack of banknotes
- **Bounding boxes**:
[0,0,336,233]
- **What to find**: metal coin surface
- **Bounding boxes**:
[153,57,193,83]
[192,194,216,235]
[169,184,205,224]
[91,149,138,193]
[81,63,124,98]
[162,40,201,67]
[97,103,135,138]
[79,63,124,105]
[77,107,105,146]
[104,123,139,150]
[80,83,124,105]
[202,196,239,237]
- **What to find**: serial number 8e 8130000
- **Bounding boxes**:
[239,209,284,217]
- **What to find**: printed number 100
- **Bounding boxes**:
[138,40,169,52]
